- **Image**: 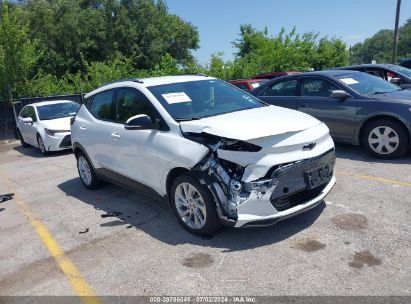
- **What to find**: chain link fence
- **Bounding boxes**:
[0,94,82,143]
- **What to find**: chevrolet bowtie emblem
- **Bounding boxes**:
[302,143,317,151]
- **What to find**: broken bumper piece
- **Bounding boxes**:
[234,149,336,227]
[234,175,335,227]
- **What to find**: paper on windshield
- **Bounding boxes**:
[339,78,359,85]
[162,92,192,104]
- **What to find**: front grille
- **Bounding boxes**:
[59,135,71,148]
[267,149,335,212]
[271,182,329,211]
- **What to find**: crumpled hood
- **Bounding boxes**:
[371,90,411,105]
[40,117,72,130]
[180,106,321,141]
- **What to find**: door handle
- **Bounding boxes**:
[300,103,308,108]
[111,132,120,140]
[79,126,87,132]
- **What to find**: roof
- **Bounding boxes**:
[268,69,363,78]
[30,100,76,107]
[335,64,398,69]
[85,75,213,98]
[229,79,268,83]
[251,71,302,79]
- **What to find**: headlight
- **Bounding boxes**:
[45,129,69,136]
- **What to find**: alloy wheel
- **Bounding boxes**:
[78,156,92,186]
[38,137,46,153]
[174,182,207,230]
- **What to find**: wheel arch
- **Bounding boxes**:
[72,142,91,160]
[165,167,191,203]
[358,114,411,147]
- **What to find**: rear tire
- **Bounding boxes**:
[37,135,48,155]
[362,119,409,159]
[170,172,221,236]
[76,151,102,189]
[18,130,29,148]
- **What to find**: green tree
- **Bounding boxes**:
[313,37,349,70]
[0,3,36,101]
[398,18,411,58]
[226,25,348,78]
[24,0,199,76]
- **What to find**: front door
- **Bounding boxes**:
[297,77,357,141]
[19,106,38,145]
[109,87,161,189]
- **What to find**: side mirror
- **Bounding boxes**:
[330,90,350,100]
[21,117,33,124]
[390,77,402,86]
[124,115,154,130]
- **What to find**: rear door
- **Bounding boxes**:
[297,77,357,141]
[256,78,299,109]
[81,89,118,171]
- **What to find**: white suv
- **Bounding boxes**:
[71,75,336,235]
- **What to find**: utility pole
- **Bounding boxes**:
[392,0,402,64]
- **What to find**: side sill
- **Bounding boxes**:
[95,168,165,201]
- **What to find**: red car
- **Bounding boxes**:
[252,71,302,80]
[228,79,268,91]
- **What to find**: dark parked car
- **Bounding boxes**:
[251,70,411,159]
[251,71,302,80]
[228,79,268,91]
[400,58,411,69]
[335,64,411,90]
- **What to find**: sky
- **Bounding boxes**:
[166,0,411,65]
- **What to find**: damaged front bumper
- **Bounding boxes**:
[194,148,336,228]
[235,174,335,227]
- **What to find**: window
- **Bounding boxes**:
[115,88,158,123]
[389,65,411,78]
[148,79,264,121]
[83,96,93,110]
[336,73,399,95]
[20,107,28,118]
[261,80,297,97]
[90,90,115,121]
[301,79,338,97]
[25,106,37,122]
[365,69,386,80]
[233,83,250,91]
[37,102,80,121]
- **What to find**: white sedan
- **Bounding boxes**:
[16,100,80,155]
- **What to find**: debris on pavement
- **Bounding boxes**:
[79,228,89,234]
[101,211,122,218]
[0,193,14,203]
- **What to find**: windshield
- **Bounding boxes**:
[389,65,411,78]
[37,102,80,121]
[335,73,400,95]
[148,79,265,121]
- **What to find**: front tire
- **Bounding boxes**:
[37,135,48,155]
[362,119,409,159]
[170,172,221,236]
[76,152,101,189]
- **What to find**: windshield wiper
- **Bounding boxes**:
[368,91,388,95]
[175,117,202,122]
